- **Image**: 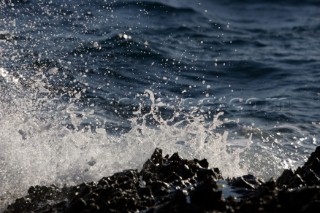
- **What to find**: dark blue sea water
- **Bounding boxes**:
[0,0,319,206]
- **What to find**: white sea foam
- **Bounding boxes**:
[0,59,309,212]
[0,47,308,211]
[0,67,249,209]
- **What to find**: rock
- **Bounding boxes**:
[190,180,224,211]
[231,174,263,189]
[278,186,320,213]
[0,32,13,41]
[277,146,320,188]
[4,146,320,213]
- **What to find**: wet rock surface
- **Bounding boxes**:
[5,146,320,213]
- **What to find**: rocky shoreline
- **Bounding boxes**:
[4,146,320,213]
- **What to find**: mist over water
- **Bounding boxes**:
[0,0,319,208]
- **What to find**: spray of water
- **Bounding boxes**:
[0,65,249,209]
[0,2,311,210]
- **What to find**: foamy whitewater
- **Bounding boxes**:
[0,61,302,208]
[0,66,246,207]
[1,0,319,210]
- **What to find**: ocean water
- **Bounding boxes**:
[0,0,319,207]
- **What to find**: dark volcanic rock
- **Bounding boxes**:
[5,146,320,213]
[229,146,320,213]
[5,148,223,212]
[277,146,320,188]
[229,174,264,197]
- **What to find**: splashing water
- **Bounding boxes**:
[0,67,248,208]
[0,47,304,209]
[1,1,315,209]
